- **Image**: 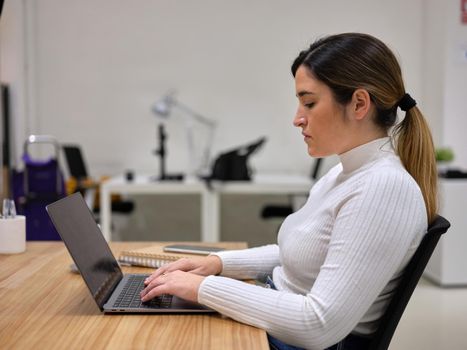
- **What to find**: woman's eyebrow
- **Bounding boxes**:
[296,91,315,97]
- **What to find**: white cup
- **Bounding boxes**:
[0,215,26,254]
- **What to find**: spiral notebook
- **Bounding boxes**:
[118,244,205,268]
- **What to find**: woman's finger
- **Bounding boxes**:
[144,259,191,285]
[144,268,166,285]
[140,283,169,302]
[141,273,168,298]
[141,270,204,303]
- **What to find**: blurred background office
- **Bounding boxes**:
[3,0,465,245]
[1,1,467,349]
[1,0,467,239]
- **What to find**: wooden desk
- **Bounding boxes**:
[0,242,268,350]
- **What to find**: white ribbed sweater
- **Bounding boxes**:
[198,137,428,350]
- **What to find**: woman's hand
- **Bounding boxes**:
[144,255,222,286]
[140,255,222,303]
[140,270,205,303]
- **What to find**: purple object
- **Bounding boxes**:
[12,136,66,241]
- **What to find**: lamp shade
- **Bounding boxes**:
[151,94,175,118]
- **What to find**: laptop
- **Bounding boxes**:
[46,192,215,314]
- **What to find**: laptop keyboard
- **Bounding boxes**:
[113,275,173,309]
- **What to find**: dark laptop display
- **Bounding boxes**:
[46,192,213,313]
[47,192,121,309]
[62,145,88,180]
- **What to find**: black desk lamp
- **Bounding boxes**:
[153,123,183,181]
[151,92,216,180]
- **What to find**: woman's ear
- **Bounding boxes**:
[351,89,372,120]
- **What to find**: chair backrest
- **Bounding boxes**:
[368,215,450,350]
[62,145,89,180]
[311,158,323,180]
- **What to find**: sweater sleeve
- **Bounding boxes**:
[198,171,427,349]
[212,244,280,280]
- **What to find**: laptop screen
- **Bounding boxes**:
[46,192,123,310]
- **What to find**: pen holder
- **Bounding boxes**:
[0,215,26,254]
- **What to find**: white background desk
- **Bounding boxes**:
[100,174,313,241]
[425,178,467,286]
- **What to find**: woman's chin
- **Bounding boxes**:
[308,147,327,158]
[307,147,319,157]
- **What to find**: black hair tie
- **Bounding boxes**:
[398,93,417,112]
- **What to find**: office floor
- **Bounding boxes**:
[390,278,467,350]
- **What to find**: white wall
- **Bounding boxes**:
[421,0,467,168]
[442,1,467,168]
[421,0,448,148]
[2,0,426,177]
[0,0,31,169]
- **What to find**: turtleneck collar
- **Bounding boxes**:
[339,137,393,174]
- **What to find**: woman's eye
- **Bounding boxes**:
[305,102,315,109]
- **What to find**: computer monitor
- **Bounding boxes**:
[62,145,88,180]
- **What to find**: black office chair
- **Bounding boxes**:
[62,144,135,214]
[367,215,450,350]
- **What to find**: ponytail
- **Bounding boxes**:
[292,33,439,223]
[394,108,438,224]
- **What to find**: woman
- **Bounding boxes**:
[141,33,438,350]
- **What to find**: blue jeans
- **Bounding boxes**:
[268,333,305,350]
[265,277,371,350]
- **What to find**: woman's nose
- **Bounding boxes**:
[293,112,306,127]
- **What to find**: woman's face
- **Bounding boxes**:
[293,65,350,157]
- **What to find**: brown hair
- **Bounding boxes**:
[292,33,437,223]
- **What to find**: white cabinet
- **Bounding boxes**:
[425,179,467,286]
